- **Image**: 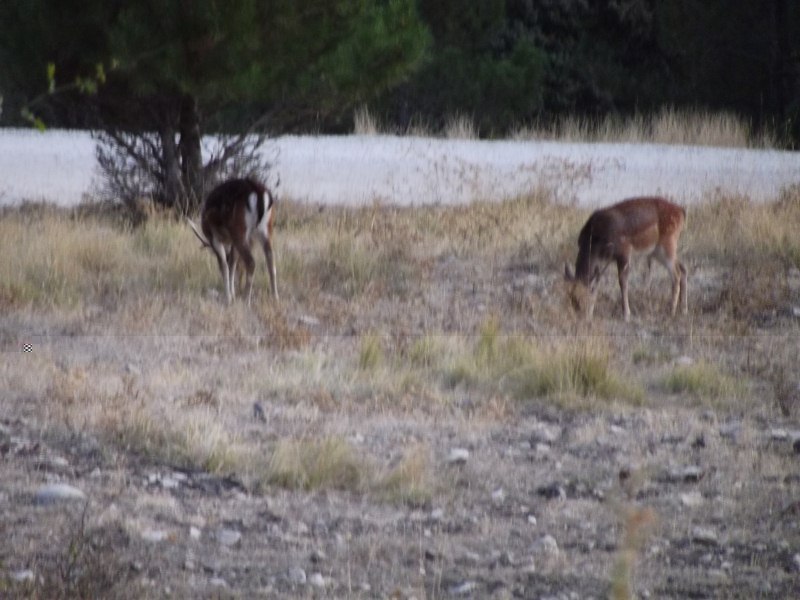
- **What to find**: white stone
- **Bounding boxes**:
[680,491,704,507]
[141,529,169,543]
[287,566,306,585]
[11,569,35,583]
[447,448,470,464]
[33,483,86,505]
[217,528,241,547]
[449,581,477,595]
[530,534,559,555]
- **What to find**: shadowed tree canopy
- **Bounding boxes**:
[1,0,798,157]
[0,0,430,212]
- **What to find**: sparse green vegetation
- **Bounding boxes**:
[661,361,744,403]
[375,444,433,506]
[266,436,366,491]
[447,319,644,406]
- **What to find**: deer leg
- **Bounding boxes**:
[261,237,278,300]
[617,258,631,321]
[210,239,232,305]
[233,240,256,306]
[653,246,683,317]
[678,261,688,315]
[227,248,237,301]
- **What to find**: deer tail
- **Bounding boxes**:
[185,217,210,248]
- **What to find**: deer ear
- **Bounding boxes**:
[564,264,574,281]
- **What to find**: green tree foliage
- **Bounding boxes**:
[1,0,799,148]
[380,0,547,133]
[0,0,430,211]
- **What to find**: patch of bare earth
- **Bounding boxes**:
[2,191,800,598]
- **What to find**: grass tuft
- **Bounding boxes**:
[359,332,384,371]
[661,361,743,401]
[375,444,433,506]
[266,436,367,491]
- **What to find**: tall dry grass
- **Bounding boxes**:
[355,106,775,148]
[515,108,776,148]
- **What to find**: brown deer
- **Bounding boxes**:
[564,197,687,321]
[187,178,278,305]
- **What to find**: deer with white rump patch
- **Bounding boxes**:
[564,197,687,321]
[187,178,278,305]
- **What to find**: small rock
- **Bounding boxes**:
[519,558,536,574]
[447,448,470,464]
[536,483,566,501]
[209,577,228,588]
[449,580,477,596]
[527,514,538,526]
[287,566,307,585]
[11,569,35,583]
[668,465,705,483]
[35,455,71,472]
[691,526,719,546]
[298,315,321,327]
[675,355,694,366]
[491,488,505,504]
[719,421,742,441]
[770,428,789,441]
[141,529,170,543]
[33,483,86,505]
[430,508,445,521]
[308,572,326,588]
[160,476,180,489]
[458,550,481,565]
[680,491,704,507]
[189,526,201,540]
[125,363,142,376]
[530,535,559,556]
[217,528,241,547]
[499,551,515,567]
[253,401,267,422]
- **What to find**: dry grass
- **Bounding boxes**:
[660,361,744,404]
[513,107,775,148]
[265,436,367,491]
[443,113,478,139]
[375,443,433,506]
[3,177,799,598]
[2,183,798,507]
[353,105,381,136]
[446,319,645,407]
[354,108,773,148]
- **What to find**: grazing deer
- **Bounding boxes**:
[564,197,687,321]
[187,178,278,305]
